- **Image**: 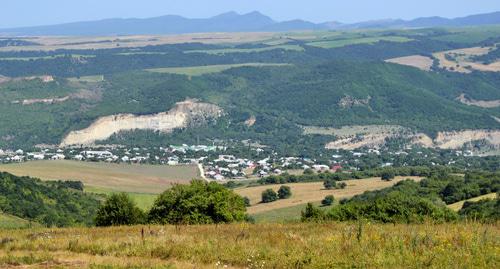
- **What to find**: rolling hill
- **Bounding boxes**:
[2,11,500,36]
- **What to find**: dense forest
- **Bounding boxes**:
[0,172,100,227]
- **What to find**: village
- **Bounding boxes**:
[0,142,484,182]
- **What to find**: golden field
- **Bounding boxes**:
[0,222,498,268]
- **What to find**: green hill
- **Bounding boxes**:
[0,172,100,227]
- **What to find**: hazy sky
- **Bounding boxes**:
[1,0,500,28]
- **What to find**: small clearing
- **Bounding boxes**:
[0,160,199,194]
[447,193,498,211]
[385,55,434,71]
[237,176,422,214]
[456,94,500,108]
[146,63,290,76]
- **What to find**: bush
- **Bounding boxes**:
[381,170,396,181]
[278,186,292,199]
[324,179,335,190]
[148,180,247,225]
[322,195,335,206]
[261,189,279,203]
[337,182,347,189]
[301,203,325,222]
[95,193,145,227]
[243,196,251,207]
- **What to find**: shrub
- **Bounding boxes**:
[381,170,396,181]
[322,195,335,206]
[95,193,145,226]
[261,189,279,203]
[278,186,292,199]
[301,203,325,222]
[148,180,247,225]
[243,196,251,207]
[337,182,347,189]
[324,179,335,190]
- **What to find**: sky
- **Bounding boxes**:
[1,0,500,28]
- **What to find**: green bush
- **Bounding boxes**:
[278,186,292,199]
[95,193,145,227]
[261,189,279,203]
[148,180,247,225]
[322,195,335,206]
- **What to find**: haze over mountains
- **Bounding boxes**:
[1,11,500,36]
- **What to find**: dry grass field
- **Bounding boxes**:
[448,193,498,211]
[0,222,497,268]
[237,176,422,214]
[433,46,500,73]
[385,55,434,71]
[0,160,199,194]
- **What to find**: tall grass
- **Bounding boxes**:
[0,222,498,268]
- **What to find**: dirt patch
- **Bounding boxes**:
[456,94,500,108]
[61,99,222,146]
[413,130,500,149]
[238,176,422,214]
[385,55,434,71]
[338,95,371,109]
[244,116,256,127]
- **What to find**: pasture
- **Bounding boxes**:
[385,55,434,71]
[0,222,497,268]
[146,63,290,76]
[185,44,304,54]
[306,36,412,49]
[0,213,39,229]
[237,176,422,214]
[448,193,498,211]
[0,160,199,194]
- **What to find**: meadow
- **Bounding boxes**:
[184,44,304,54]
[0,222,497,268]
[237,176,422,214]
[0,160,199,194]
[306,36,412,49]
[448,193,498,211]
[145,63,290,76]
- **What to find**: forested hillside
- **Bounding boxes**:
[0,172,100,227]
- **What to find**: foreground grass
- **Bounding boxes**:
[0,223,498,268]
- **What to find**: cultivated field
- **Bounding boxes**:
[185,44,304,54]
[448,193,498,211]
[237,176,422,214]
[0,222,497,268]
[385,55,434,71]
[146,63,290,76]
[0,160,199,194]
[306,36,412,49]
[0,33,277,52]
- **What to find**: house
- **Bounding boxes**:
[51,154,65,160]
[313,164,330,171]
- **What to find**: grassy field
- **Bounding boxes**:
[0,222,497,268]
[0,213,39,229]
[146,63,290,76]
[237,176,422,214]
[185,44,304,54]
[66,75,104,83]
[0,160,199,194]
[448,193,498,211]
[306,36,412,49]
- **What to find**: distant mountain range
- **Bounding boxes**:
[1,11,500,36]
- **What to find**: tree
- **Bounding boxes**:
[381,170,395,181]
[278,186,292,199]
[261,189,279,203]
[324,179,335,190]
[148,180,247,225]
[322,195,335,206]
[95,193,144,227]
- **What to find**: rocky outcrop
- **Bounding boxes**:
[456,94,500,108]
[413,130,500,149]
[60,99,222,146]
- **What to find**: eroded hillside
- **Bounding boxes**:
[61,100,222,146]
